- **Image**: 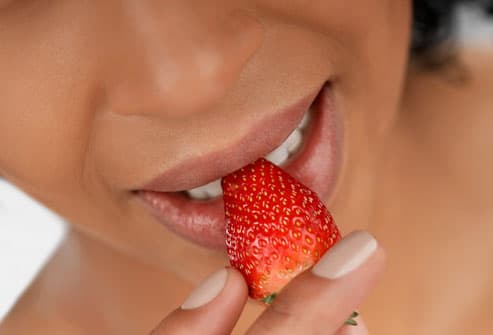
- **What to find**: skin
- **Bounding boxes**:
[1,0,492,334]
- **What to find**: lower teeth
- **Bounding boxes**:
[185,109,311,200]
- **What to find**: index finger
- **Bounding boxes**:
[246,231,385,335]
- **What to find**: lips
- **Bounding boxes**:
[136,83,343,249]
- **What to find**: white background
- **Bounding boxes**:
[0,180,66,320]
[1,5,492,321]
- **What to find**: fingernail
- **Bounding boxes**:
[181,268,228,309]
[312,231,377,279]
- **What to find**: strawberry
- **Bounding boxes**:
[221,158,342,303]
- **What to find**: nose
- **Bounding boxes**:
[102,1,263,118]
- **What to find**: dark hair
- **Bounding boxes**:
[412,0,493,68]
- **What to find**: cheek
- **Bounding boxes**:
[327,1,411,229]
[344,0,412,135]
[268,0,411,136]
[0,4,98,200]
[369,13,411,136]
[0,59,91,195]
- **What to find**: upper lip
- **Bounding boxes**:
[140,85,323,193]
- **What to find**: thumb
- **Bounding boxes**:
[150,268,248,335]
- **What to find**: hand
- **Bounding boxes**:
[150,231,385,335]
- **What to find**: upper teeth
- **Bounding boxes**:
[185,178,223,200]
[185,109,312,200]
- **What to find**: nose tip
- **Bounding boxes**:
[105,7,264,118]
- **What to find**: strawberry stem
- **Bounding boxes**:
[261,293,278,305]
[262,294,358,326]
[344,311,359,326]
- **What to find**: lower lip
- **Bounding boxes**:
[137,84,343,249]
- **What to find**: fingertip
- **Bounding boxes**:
[370,233,387,270]
[151,268,249,334]
[225,267,249,293]
[221,267,249,305]
[180,267,248,310]
[245,232,386,334]
[181,268,228,310]
[369,244,387,280]
[312,230,385,281]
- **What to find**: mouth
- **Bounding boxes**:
[136,83,343,249]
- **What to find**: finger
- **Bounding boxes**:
[246,231,385,335]
[335,313,369,335]
[150,268,248,335]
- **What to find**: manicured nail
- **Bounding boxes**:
[312,231,377,279]
[181,268,228,309]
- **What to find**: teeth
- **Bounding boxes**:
[185,179,222,200]
[185,108,312,200]
[265,145,289,166]
[284,129,302,154]
[264,107,311,166]
[299,111,311,130]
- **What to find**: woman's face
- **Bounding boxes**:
[0,1,410,272]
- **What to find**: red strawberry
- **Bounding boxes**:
[221,158,341,303]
